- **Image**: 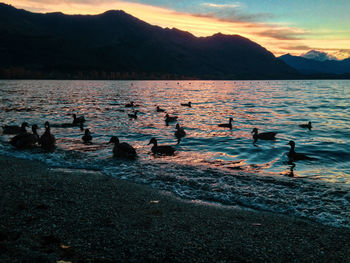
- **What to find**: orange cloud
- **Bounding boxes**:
[5,0,350,59]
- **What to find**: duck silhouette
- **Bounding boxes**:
[10,124,39,149]
[252,128,277,143]
[299,121,312,130]
[109,136,137,159]
[82,129,92,143]
[165,114,178,125]
[287,140,313,161]
[156,106,165,112]
[174,123,186,143]
[218,118,233,129]
[148,137,176,156]
[40,121,56,151]
[125,101,135,108]
[128,111,138,119]
[181,101,191,107]
[2,122,29,134]
[72,114,86,126]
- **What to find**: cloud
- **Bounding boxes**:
[190,11,274,24]
[196,2,274,23]
[279,45,312,51]
[201,3,240,9]
[256,28,307,40]
[333,49,350,60]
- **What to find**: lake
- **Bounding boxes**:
[1,79,349,228]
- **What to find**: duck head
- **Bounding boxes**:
[175,123,180,129]
[229,117,233,122]
[21,122,29,129]
[44,121,50,129]
[32,124,39,133]
[109,136,119,144]
[251,128,258,134]
[85,129,90,135]
[165,114,169,118]
[287,140,295,148]
[148,137,157,146]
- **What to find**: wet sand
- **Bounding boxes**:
[1,154,350,262]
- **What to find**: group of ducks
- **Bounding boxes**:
[2,113,88,152]
[3,121,56,151]
[2,100,314,163]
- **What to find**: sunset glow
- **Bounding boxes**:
[4,0,350,59]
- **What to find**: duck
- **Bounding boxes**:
[174,123,186,143]
[287,141,313,161]
[10,124,40,149]
[181,101,191,107]
[156,106,165,112]
[299,121,312,130]
[125,101,135,108]
[109,136,137,159]
[165,114,178,125]
[2,122,29,134]
[72,114,86,126]
[40,121,56,151]
[82,129,92,143]
[148,137,176,156]
[128,111,138,119]
[218,118,233,129]
[252,128,277,143]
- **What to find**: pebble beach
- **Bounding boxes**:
[1,155,350,262]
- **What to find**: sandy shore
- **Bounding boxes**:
[1,155,350,262]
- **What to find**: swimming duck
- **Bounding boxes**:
[109,136,137,159]
[125,101,135,108]
[174,123,186,142]
[40,121,56,151]
[82,129,92,143]
[181,101,192,107]
[2,122,29,134]
[252,128,277,143]
[218,118,233,129]
[148,137,176,156]
[287,140,313,161]
[299,121,312,130]
[10,124,39,149]
[30,124,40,142]
[72,114,86,126]
[156,106,165,112]
[128,111,138,119]
[165,114,178,125]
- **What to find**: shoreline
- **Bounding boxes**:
[1,154,350,262]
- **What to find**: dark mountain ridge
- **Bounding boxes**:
[0,3,298,79]
[279,54,350,75]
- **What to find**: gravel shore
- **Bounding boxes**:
[1,155,350,262]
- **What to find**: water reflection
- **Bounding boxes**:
[0,80,349,184]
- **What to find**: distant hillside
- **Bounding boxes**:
[0,3,298,80]
[279,54,350,75]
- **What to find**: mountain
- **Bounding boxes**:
[0,3,298,79]
[279,54,350,75]
[300,50,337,61]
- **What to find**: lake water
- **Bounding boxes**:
[1,80,349,228]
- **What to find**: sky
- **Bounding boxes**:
[5,0,350,59]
